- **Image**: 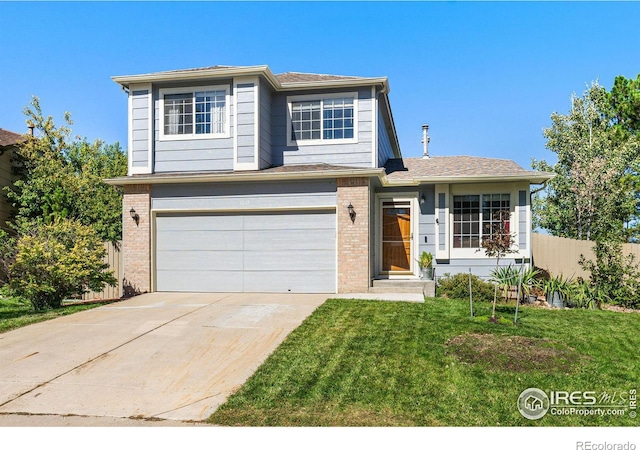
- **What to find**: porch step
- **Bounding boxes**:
[370,279,436,297]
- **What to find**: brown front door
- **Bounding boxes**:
[382,201,412,272]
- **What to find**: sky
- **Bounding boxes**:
[1,1,640,171]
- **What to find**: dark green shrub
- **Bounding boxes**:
[437,273,496,302]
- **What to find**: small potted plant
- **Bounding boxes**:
[417,251,434,280]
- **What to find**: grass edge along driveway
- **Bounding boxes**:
[209,298,639,426]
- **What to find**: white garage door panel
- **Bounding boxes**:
[156,250,244,271]
[156,270,244,292]
[155,211,336,293]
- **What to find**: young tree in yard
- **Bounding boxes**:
[481,210,516,321]
[7,97,127,242]
[532,82,640,242]
[9,219,117,311]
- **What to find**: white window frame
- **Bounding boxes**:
[449,187,518,259]
[286,92,358,147]
[159,85,230,141]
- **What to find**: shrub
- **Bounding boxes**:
[437,272,496,302]
[9,219,117,310]
[579,240,640,309]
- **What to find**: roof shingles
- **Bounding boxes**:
[385,156,545,180]
[0,128,23,147]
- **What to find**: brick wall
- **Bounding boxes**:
[122,184,151,295]
[337,177,370,293]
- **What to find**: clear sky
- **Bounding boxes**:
[1,1,639,170]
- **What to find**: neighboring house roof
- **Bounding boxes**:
[0,128,23,148]
[384,156,554,184]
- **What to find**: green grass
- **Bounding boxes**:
[208,298,640,426]
[0,296,102,334]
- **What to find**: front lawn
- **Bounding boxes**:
[209,298,639,426]
[0,296,103,334]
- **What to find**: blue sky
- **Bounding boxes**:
[1,1,639,170]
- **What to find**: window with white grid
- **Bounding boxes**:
[160,86,228,139]
[291,101,321,141]
[323,98,354,140]
[288,93,357,144]
[453,194,510,248]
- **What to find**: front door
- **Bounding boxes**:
[381,200,412,273]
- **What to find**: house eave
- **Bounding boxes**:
[112,65,281,91]
[384,172,556,186]
[112,66,389,93]
[105,168,387,186]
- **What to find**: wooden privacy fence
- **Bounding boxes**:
[531,233,640,279]
[81,241,123,301]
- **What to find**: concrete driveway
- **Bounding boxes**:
[0,292,327,425]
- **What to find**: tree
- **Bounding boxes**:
[481,210,516,321]
[532,82,640,242]
[7,97,127,242]
[9,219,117,310]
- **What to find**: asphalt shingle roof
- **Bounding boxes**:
[274,72,365,84]
[385,156,543,180]
[0,128,23,147]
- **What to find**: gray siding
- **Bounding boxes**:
[151,179,337,211]
[418,185,437,260]
[377,108,394,167]
[131,90,150,168]
[155,210,336,293]
[435,258,524,280]
[259,79,273,169]
[271,87,374,167]
[438,193,446,252]
[152,83,234,172]
[236,82,256,165]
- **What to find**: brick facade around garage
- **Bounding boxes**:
[122,184,151,295]
[337,177,371,293]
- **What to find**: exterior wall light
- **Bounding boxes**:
[420,194,426,205]
[129,207,140,226]
[347,203,356,223]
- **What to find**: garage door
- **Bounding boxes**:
[155,210,336,293]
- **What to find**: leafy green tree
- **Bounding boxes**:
[9,219,117,310]
[532,82,639,242]
[7,97,127,242]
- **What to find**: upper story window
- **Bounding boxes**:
[159,85,229,140]
[287,92,358,146]
[453,194,511,248]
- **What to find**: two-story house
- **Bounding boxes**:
[106,65,552,295]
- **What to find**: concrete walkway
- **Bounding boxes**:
[0,292,327,426]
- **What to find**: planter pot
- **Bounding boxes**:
[420,267,434,281]
[527,295,537,304]
[549,291,564,309]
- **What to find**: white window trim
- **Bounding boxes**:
[449,188,522,259]
[286,91,359,147]
[158,85,230,141]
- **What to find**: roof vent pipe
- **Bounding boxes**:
[422,124,430,159]
[27,124,35,136]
